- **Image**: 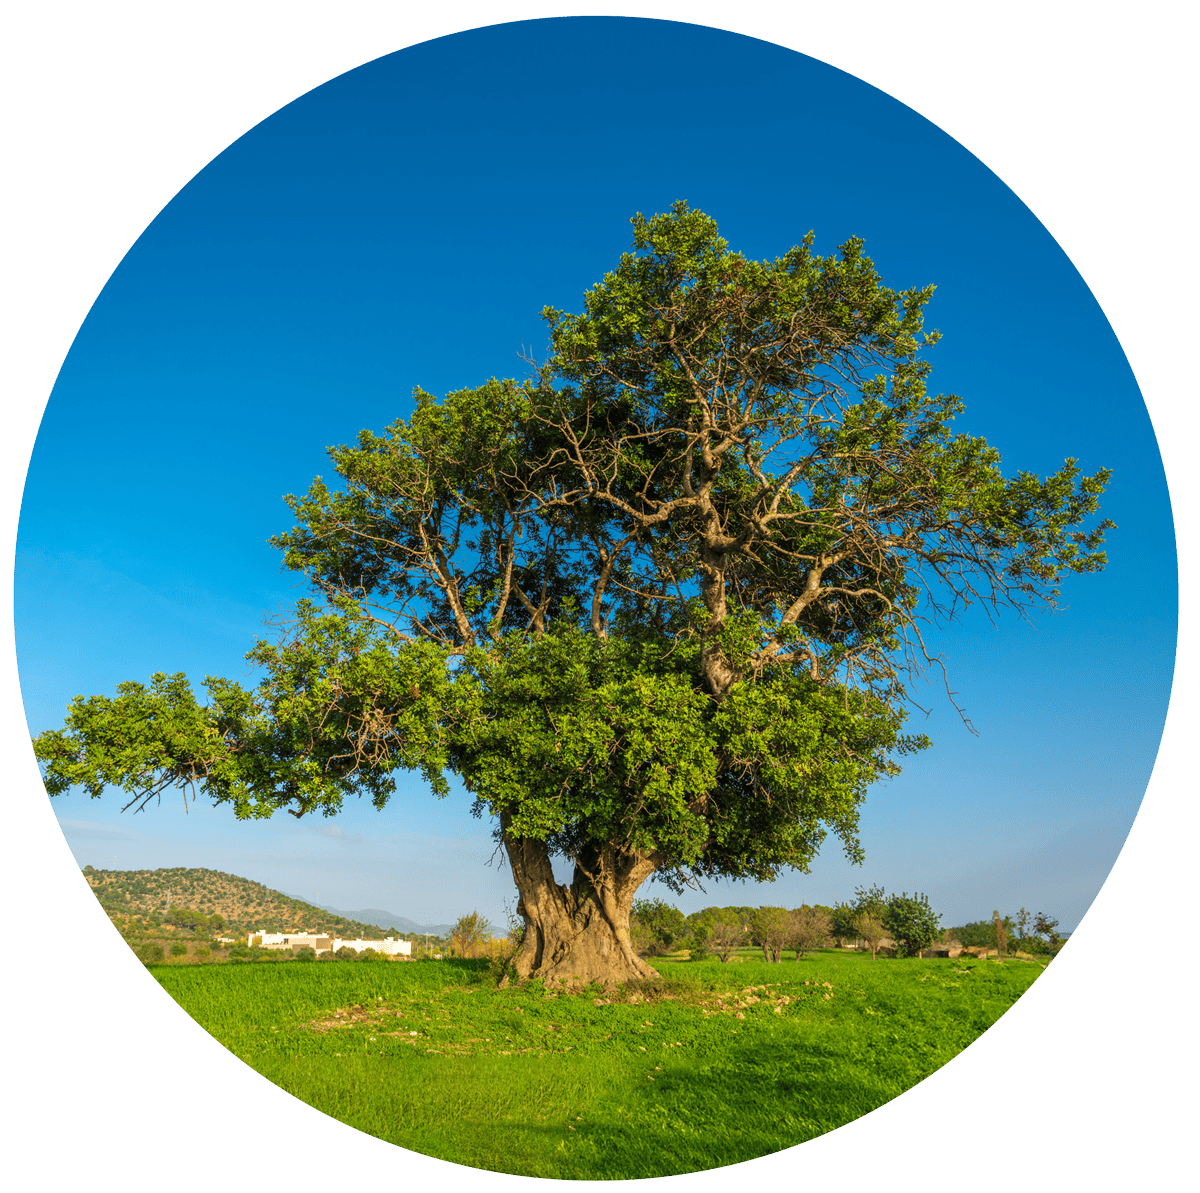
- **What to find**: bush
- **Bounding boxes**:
[335,946,359,959]
[294,946,316,962]
[170,942,188,957]
[194,946,211,958]
[137,942,165,964]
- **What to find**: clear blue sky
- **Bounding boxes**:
[17,17,1175,933]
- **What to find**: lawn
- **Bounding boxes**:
[153,951,1043,1179]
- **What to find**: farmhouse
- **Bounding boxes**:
[249,931,412,956]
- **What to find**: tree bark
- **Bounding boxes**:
[499,812,660,987]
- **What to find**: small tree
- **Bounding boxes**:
[707,910,747,963]
[1015,907,1031,952]
[830,902,858,949]
[992,909,1009,960]
[751,906,792,962]
[853,912,886,959]
[1033,911,1064,958]
[853,884,888,921]
[684,909,715,961]
[883,892,941,958]
[789,906,832,958]
[450,911,493,958]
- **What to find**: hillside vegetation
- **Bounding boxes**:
[82,865,389,940]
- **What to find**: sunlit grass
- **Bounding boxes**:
[154,952,1042,1178]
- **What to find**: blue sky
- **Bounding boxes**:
[16,17,1175,933]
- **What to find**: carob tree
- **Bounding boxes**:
[33,203,1112,986]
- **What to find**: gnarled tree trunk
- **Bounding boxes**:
[500,812,660,987]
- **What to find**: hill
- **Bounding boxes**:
[80,865,433,939]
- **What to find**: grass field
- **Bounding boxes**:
[153,951,1044,1178]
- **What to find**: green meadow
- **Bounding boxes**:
[153,951,1043,1178]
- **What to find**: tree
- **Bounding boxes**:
[830,902,858,949]
[705,909,747,963]
[1033,911,1064,958]
[630,898,687,957]
[450,911,492,959]
[883,892,941,958]
[683,909,715,960]
[993,909,1010,959]
[789,905,832,958]
[853,912,886,959]
[853,884,888,922]
[31,204,1112,987]
[750,906,793,962]
[1015,907,1031,952]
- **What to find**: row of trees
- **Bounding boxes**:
[630,885,944,962]
[950,909,1065,957]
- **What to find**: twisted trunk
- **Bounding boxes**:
[500,811,659,986]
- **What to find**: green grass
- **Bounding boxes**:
[153,952,1043,1178]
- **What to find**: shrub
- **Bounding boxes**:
[294,946,316,962]
[170,942,188,957]
[335,946,359,960]
[137,942,165,964]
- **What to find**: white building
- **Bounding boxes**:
[247,931,411,956]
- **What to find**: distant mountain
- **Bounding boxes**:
[279,894,451,937]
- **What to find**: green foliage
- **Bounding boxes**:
[165,905,211,933]
[630,899,688,956]
[34,205,1113,918]
[883,892,941,958]
[170,942,188,957]
[951,916,1016,951]
[852,884,888,920]
[830,902,858,945]
[1032,912,1065,957]
[295,947,317,962]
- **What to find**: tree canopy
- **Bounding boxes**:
[33,203,1112,985]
